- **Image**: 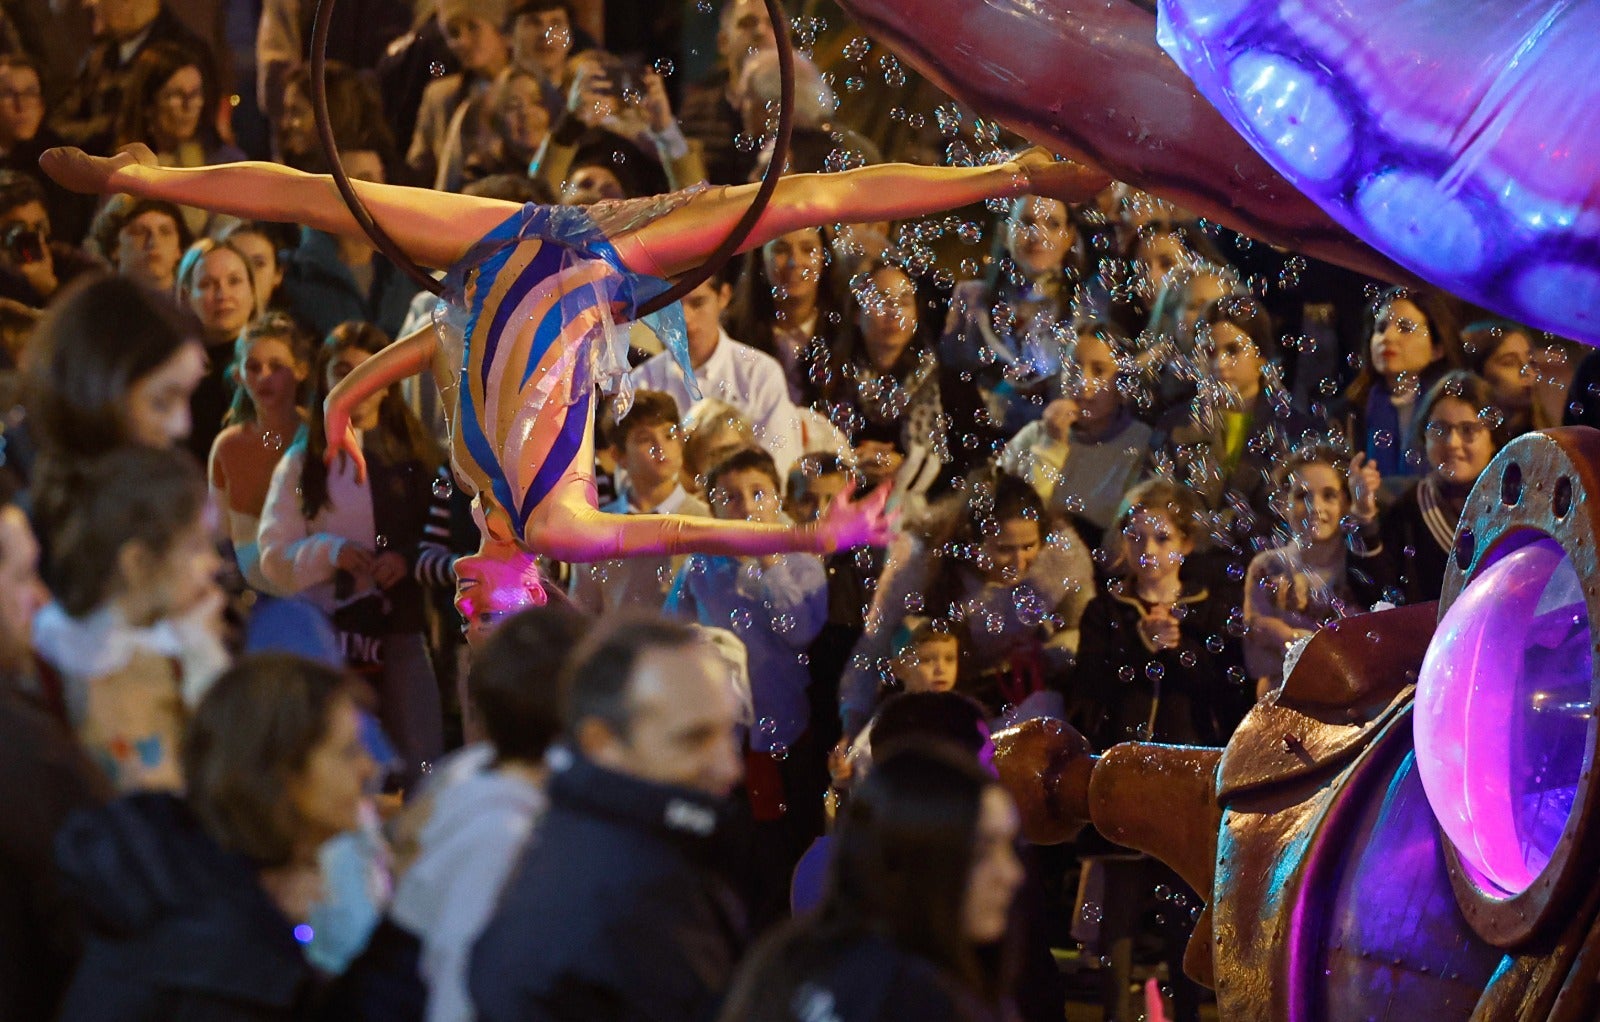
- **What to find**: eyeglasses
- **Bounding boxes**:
[1424,420,1491,443]
[0,88,41,104]
[156,88,205,108]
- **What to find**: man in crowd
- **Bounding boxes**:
[629,271,802,473]
[0,486,112,1022]
[0,171,100,308]
[469,614,748,1022]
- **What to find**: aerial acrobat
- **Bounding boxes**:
[39,142,1107,621]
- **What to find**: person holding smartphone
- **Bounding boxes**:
[0,171,100,308]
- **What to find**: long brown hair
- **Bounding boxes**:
[114,41,221,151]
[1344,286,1462,408]
[224,313,313,426]
[718,743,1018,1021]
[298,321,441,517]
[184,653,355,867]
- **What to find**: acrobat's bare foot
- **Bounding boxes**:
[38,143,158,195]
[1011,145,1112,205]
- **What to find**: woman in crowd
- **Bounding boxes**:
[176,237,260,462]
[259,322,445,784]
[113,42,245,237]
[726,225,846,404]
[455,66,552,188]
[1136,258,1243,416]
[1342,285,1461,494]
[1244,446,1388,694]
[942,194,1093,434]
[841,470,1095,736]
[209,314,311,593]
[1155,293,1316,552]
[278,63,399,178]
[1379,370,1501,606]
[809,259,983,483]
[217,220,291,315]
[1458,318,1543,443]
[1000,322,1153,548]
[719,742,1025,1022]
[54,653,378,1021]
[24,273,206,530]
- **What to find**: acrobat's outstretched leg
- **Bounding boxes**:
[614,148,1108,278]
[39,144,520,270]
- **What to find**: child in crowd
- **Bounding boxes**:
[208,313,310,593]
[259,321,444,785]
[569,389,709,613]
[387,603,590,1022]
[32,446,228,792]
[891,619,960,695]
[1001,322,1153,547]
[1458,319,1543,443]
[666,446,829,927]
[841,471,1094,737]
[784,452,852,525]
[1070,479,1247,748]
[1244,446,1388,695]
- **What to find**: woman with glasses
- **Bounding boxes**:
[0,54,93,246]
[1379,370,1501,606]
[113,42,243,237]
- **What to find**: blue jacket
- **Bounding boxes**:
[281,228,416,340]
[468,755,747,1022]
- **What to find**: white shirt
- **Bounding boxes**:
[628,330,803,472]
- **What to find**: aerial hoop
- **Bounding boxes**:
[307,0,798,313]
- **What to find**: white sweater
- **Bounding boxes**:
[258,442,378,613]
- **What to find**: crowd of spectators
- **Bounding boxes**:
[0,0,1591,1019]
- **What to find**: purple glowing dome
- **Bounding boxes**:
[1415,537,1591,898]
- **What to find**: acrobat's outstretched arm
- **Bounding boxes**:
[39,144,521,270]
[615,147,1108,278]
[324,325,442,481]
[529,481,893,563]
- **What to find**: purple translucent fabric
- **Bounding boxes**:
[1414,538,1589,897]
[1158,0,1600,343]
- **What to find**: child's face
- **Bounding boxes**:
[240,336,304,415]
[1069,332,1120,424]
[620,420,683,493]
[1124,509,1192,584]
[896,636,960,693]
[709,467,783,524]
[786,470,848,524]
[145,512,222,621]
[980,516,1043,586]
[328,347,384,430]
[1207,320,1264,397]
[1285,462,1349,545]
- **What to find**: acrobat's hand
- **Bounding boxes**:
[323,405,368,484]
[38,142,157,195]
[1010,146,1111,206]
[817,480,897,552]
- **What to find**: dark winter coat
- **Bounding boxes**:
[0,682,110,1022]
[54,792,320,1022]
[1066,579,1250,748]
[469,755,748,1022]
